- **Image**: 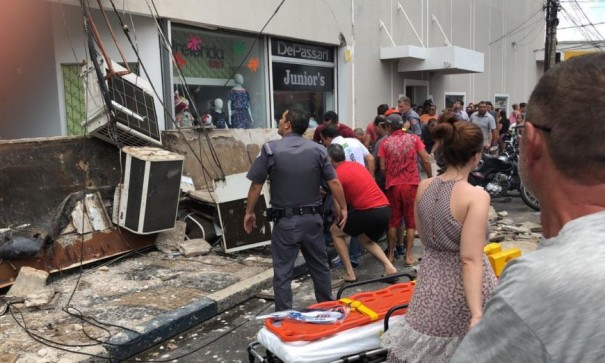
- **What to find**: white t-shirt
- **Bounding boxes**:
[332,136,369,167]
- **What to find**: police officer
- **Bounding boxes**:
[244,108,348,311]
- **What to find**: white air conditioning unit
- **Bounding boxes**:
[81,58,162,146]
[115,146,184,234]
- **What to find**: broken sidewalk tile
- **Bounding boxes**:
[520,221,543,233]
[256,288,275,300]
[488,232,505,243]
[6,266,49,298]
[488,206,498,221]
[500,225,531,234]
[177,238,212,257]
[0,353,18,363]
[499,218,515,225]
[24,287,55,308]
[241,256,273,267]
[155,221,187,254]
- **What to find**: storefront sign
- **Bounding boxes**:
[272,63,334,92]
[171,29,240,79]
[271,39,334,63]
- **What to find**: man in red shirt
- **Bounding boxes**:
[327,144,398,283]
[378,113,432,266]
[313,111,355,143]
[365,103,389,149]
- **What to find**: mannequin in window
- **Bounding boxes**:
[227,73,254,129]
[174,91,194,127]
[211,98,229,129]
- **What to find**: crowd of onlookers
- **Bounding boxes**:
[247,53,605,363]
[350,99,527,157]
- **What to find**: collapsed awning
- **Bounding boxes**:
[380,45,484,74]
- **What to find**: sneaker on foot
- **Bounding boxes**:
[395,245,405,256]
[330,256,343,269]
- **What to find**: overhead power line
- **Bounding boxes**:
[489,6,544,46]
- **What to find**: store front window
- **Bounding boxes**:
[170,26,267,129]
[271,39,336,128]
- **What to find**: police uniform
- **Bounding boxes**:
[247,133,336,311]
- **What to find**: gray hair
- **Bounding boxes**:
[327,144,346,163]
[527,53,605,180]
[398,96,411,105]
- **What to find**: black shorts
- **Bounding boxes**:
[343,206,391,242]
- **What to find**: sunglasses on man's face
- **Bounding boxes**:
[516,122,552,136]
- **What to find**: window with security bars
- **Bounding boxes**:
[62,63,139,136]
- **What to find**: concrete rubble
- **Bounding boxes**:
[489,210,543,248]
[177,238,212,257]
[6,267,49,298]
[155,221,187,254]
[0,202,541,362]
[0,240,306,362]
[24,287,56,308]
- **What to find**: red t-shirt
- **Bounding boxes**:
[313,123,355,142]
[366,122,377,145]
[377,129,425,188]
[335,161,389,210]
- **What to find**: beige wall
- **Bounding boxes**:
[352,0,545,127]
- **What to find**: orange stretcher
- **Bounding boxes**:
[263,277,415,342]
[248,273,415,363]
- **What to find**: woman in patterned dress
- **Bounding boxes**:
[382,117,497,363]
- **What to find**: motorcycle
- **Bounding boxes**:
[468,137,540,211]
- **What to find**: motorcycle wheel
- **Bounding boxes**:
[520,185,540,211]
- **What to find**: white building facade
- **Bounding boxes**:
[0,0,546,139]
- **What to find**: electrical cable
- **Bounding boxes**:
[142,1,225,180]
[104,0,222,198]
[560,7,603,43]
[571,0,605,40]
[512,16,548,46]
[1,1,288,360]
[559,21,605,29]
[511,16,547,45]
[1,273,276,363]
[0,2,153,360]
[565,2,597,40]
[142,0,286,182]
[123,294,276,362]
[489,6,545,46]
[144,0,226,181]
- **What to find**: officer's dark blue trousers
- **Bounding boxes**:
[271,213,334,311]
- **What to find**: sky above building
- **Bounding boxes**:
[557,0,605,41]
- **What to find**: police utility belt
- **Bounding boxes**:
[266,206,321,222]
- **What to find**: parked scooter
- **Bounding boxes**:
[468,137,540,211]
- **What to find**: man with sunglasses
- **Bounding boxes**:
[452,53,605,362]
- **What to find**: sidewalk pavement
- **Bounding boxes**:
[0,199,538,362]
[0,248,308,362]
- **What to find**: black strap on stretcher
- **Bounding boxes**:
[247,272,415,362]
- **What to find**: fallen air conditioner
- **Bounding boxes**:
[81,58,162,147]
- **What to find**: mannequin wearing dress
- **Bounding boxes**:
[211,98,229,129]
[227,73,254,129]
[174,91,194,128]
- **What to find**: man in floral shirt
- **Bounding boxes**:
[378,113,432,265]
